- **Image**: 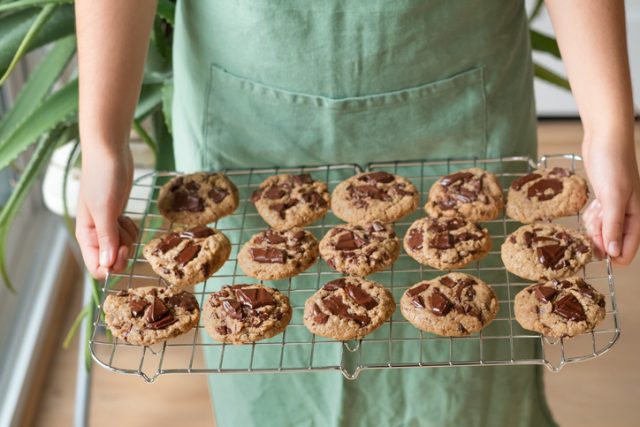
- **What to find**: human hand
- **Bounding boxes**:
[75,144,138,278]
[581,135,640,265]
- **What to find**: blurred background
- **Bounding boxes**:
[0,1,638,426]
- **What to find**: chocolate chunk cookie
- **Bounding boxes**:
[203,284,292,344]
[514,277,606,338]
[303,277,395,340]
[237,228,319,280]
[400,273,498,337]
[424,168,503,222]
[158,172,239,225]
[501,223,592,281]
[103,286,200,346]
[143,225,231,287]
[403,216,491,270]
[506,166,589,223]
[331,171,419,225]
[319,222,400,277]
[250,173,330,230]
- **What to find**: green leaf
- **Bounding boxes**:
[153,109,174,171]
[161,80,173,135]
[0,0,71,13]
[62,304,88,349]
[134,82,163,120]
[0,127,63,291]
[156,0,176,26]
[0,78,78,171]
[534,63,571,91]
[132,119,157,157]
[530,29,562,59]
[0,35,75,141]
[0,4,75,75]
[528,0,545,22]
[62,139,79,237]
[0,3,59,85]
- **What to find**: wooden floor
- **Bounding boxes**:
[31,121,640,427]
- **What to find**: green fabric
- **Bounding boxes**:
[171,1,555,426]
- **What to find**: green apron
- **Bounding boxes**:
[171,1,556,426]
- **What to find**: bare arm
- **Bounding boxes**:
[545,0,639,265]
[75,0,157,278]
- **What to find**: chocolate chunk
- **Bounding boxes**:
[345,283,378,309]
[291,230,306,241]
[536,245,566,268]
[174,244,201,265]
[147,313,177,330]
[302,191,327,208]
[393,183,414,196]
[407,283,429,297]
[411,295,425,309]
[578,283,597,299]
[129,297,149,317]
[185,181,200,192]
[323,279,347,291]
[370,222,385,232]
[428,289,453,316]
[172,191,205,212]
[437,197,457,210]
[406,228,424,251]
[453,232,481,243]
[526,178,563,201]
[290,173,314,185]
[510,173,541,190]
[334,231,365,251]
[116,290,129,297]
[326,258,336,269]
[208,187,228,203]
[359,171,395,184]
[322,295,370,326]
[455,187,477,203]
[440,172,474,187]
[180,225,214,239]
[553,294,586,321]
[249,247,287,263]
[430,233,453,249]
[158,233,183,253]
[264,185,286,200]
[440,277,456,288]
[144,297,170,323]
[576,243,589,254]
[532,235,558,244]
[312,303,329,324]
[455,283,475,301]
[250,189,263,203]
[222,299,243,319]
[549,167,572,177]
[509,235,517,244]
[523,231,533,248]
[264,230,286,244]
[534,286,558,303]
[351,185,390,201]
[270,199,298,219]
[235,287,276,309]
[167,293,198,312]
[169,177,183,192]
[216,326,230,335]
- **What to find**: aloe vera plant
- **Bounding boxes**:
[0,0,568,362]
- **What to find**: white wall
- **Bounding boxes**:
[529,0,640,117]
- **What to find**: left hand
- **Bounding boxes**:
[581,133,640,265]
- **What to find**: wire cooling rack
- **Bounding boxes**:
[90,154,620,382]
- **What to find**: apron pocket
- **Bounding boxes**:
[204,64,487,168]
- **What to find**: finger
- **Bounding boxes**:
[118,216,139,242]
[614,200,640,265]
[582,200,605,258]
[117,222,136,259]
[93,209,122,269]
[601,195,627,258]
[75,203,105,279]
[111,245,130,273]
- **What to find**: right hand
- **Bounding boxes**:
[75,144,138,279]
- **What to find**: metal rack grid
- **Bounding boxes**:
[90,154,620,383]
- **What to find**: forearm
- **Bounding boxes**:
[545,0,635,147]
[76,0,157,156]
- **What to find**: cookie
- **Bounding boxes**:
[250,173,330,230]
[403,216,491,270]
[501,223,592,281]
[103,286,200,346]
[158,172,239,225]
[303,277,395,340]
[424,168,503,222]
[331,171,419,224]
[319,222,400,277]
[237,228,319,280]
[506,166,589,223]
[400,273,498,337]
[203,284,292,344]
[514,277,606,338]
[143,225,231,287]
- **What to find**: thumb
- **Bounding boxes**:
[601,195,626,258]
[94,212,120,268]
